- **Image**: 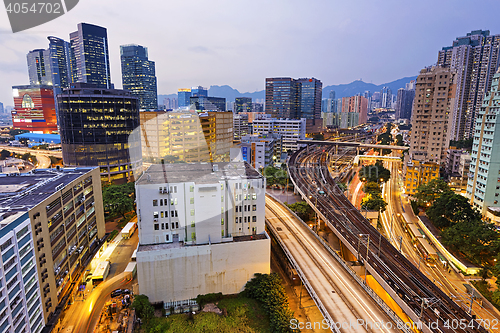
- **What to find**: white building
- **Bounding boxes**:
[467,68,500,220]
[135,162,270,304]
[235,134,280,170]
[252,118,306,153]
[0,212,44,333]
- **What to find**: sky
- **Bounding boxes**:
[1,0,500,106]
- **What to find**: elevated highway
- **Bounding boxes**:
[266,195,403,332]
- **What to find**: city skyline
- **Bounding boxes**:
[1,0,500,106]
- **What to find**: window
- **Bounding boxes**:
[190,185,194,192]
[252,193,257,200]
[252,216,257,222]
[153,200,158,206]
[154,224,159,230]
[252,205,256,211]
[1,239,12,251]
[153,212,159,218]
[161,212,164,218]
[171,210,174,217]
[190,197,194,204]
[191,221,195,227]
[166,234,170,242]
[175,210,178,217]
[171,223,175,229]
[176,222,179,228]
[165,223,169,229]
[160,199,163,206]
[221,195,224,202]
[190,209,195,216]
[161,223,165,230]
[244,205,247,212]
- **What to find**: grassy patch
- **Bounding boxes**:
[141,296,270,333]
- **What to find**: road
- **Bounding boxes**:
[380,156,500,330]
[0,144,62,158]
[266,196,399,333]
[55,231,139,333]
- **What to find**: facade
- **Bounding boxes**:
[239,134,280,169]
[340,95,368,125]
[177,89,191,108]
[449,153,471,194]
[380,87,392,109]
[191,86,208,97]
[138,109,232,163]
[47,36,73,90]
[57,83,141,183]
[120,44,158,110]
[403,160,440,195]
[265,77,322,124]
[438,30,500,140]
[27,49,52,86]
[0,167,105,327]
[252,118,306,153]
[265,78,298,119]
[11,85,57,134]
[135,162,270,304]
[407,66,455,165]
[235,97,252,114]
[466,68,500,215]
[190,96,226,112]
[395,84,415,120]
[445,147,469,175]
[69,23,111,89]
[0,212,44,333]
[233,113,249,140]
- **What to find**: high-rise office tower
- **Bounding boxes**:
[27,49,52,85]
[120,44,158,110]
[438,30,500,140]
[466,67,500,216]
[191,86,208,97]
[70,23,111,88]
[58,83,141,183]
[178,89,191,108]
[297,78,322,122]
[47,36,73,89]
[235,97,252,113]
[265,77,322,122]
[407,66,455,165]
[0,102,3,114]
[265,78,299,119]
[329,90,336,100]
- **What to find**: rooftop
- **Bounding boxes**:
[136,162,262,186]
[0,167,96,214]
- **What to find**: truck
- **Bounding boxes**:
[92,260,110,284]
[121,222,137,239]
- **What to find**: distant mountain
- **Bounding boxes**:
[158,76,418,104]
[322,76,418,99]
[158,85,265,106]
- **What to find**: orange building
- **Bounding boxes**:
[11,85,57,133]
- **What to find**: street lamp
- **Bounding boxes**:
[357,234,370,284]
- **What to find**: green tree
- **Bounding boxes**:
[359,160,391,183]
[312,133,324,141]
[441,219,500,265]
[131,294,154,321]
[426,192,481,229]
[0,150,10,160]
[396,134,404,146]
[361,193,387,212]
[102,182,135,218]
[363,181,380,194]
[414,178,451,206]
[243,273,299,333]
[285,201,314,222]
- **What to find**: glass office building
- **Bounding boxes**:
[120,44,158,110]
[57,83,142,183]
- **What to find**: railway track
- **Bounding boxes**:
[288,147,487,333]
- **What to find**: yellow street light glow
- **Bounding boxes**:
[89,301,93,314]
